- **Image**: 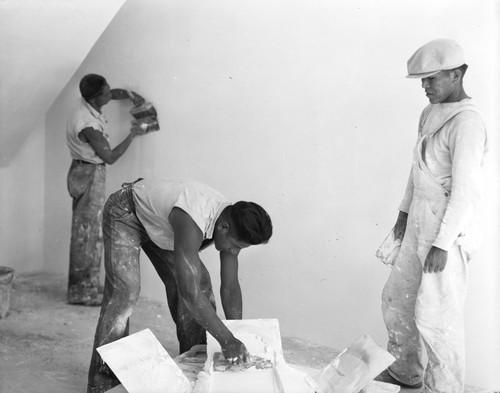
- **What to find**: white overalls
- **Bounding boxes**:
[382,101,487,392]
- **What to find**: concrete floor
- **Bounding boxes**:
[0,272,495,393]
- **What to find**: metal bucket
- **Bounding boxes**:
[0,267,15,319]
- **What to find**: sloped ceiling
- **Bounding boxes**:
[0,0,126,167]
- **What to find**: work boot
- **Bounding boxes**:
[374,369,423,390]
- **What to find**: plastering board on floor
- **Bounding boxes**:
[106,384,128,393]
[198,319,317,393]
[361,380,401,393]
[315,334,396,393]
[97,329,192,393]
[206,319,285,368]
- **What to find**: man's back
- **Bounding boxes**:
[132,178,230,250]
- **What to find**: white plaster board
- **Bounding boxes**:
[106,384,128,393]
[209,368,281,393]
[361,381,401,393]
[206,318,285,370]
[315,334,396,393]
[203,319,317,393]
[97,329,192,393]
[275,364,318,393]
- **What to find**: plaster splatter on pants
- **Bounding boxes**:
[67,161,106,305]
[87,184,216,393]
[381,147,469,393]
[143,240,217,354]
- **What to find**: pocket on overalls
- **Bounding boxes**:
[67,162,97,199]
[110,179,143,220]
[417,198,444,243]
[425,197,446,224]
[106,190,135,221]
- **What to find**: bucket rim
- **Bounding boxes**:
[0,266,15,284]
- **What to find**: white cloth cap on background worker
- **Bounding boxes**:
[406,38,465,79]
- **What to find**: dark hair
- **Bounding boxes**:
[229,201,273,245]
[79,74,107,100]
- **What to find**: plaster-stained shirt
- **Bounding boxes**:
[132,178,231,250]
[399,98,488,251]
[66,98,109,164]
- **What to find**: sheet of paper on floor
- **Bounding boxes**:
[97,328,192,393]
[315,334,397,393]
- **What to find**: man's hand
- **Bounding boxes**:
[222,337,251,365]
[393,211,408,241]
[110,88,145,105]
[130,123,147,138]
[423,246,448,273]
[170,207,247,363]
[130,91,145,106]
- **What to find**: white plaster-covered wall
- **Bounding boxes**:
[0,124,45,273]
[0,0,125,270]
[45,0,500,388]
[0,0,126,167]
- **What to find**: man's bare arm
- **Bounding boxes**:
[110,88,145,105]
[169,207,250,362]
[79,126,144,165]
[220,251,242,320]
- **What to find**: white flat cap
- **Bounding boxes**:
[406,39,465,79]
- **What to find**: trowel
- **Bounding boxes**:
[212,352,274,372]
[127,91,160,133]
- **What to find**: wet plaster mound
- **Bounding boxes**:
[198,319,317,393]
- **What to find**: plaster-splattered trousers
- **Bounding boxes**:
[67,160,106,305]
[87,181,216,393]
[381,153,468,392]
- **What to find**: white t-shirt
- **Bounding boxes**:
[66,98,109,164]
[132,178,231,250]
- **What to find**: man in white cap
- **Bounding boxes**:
[377,39,488,392]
